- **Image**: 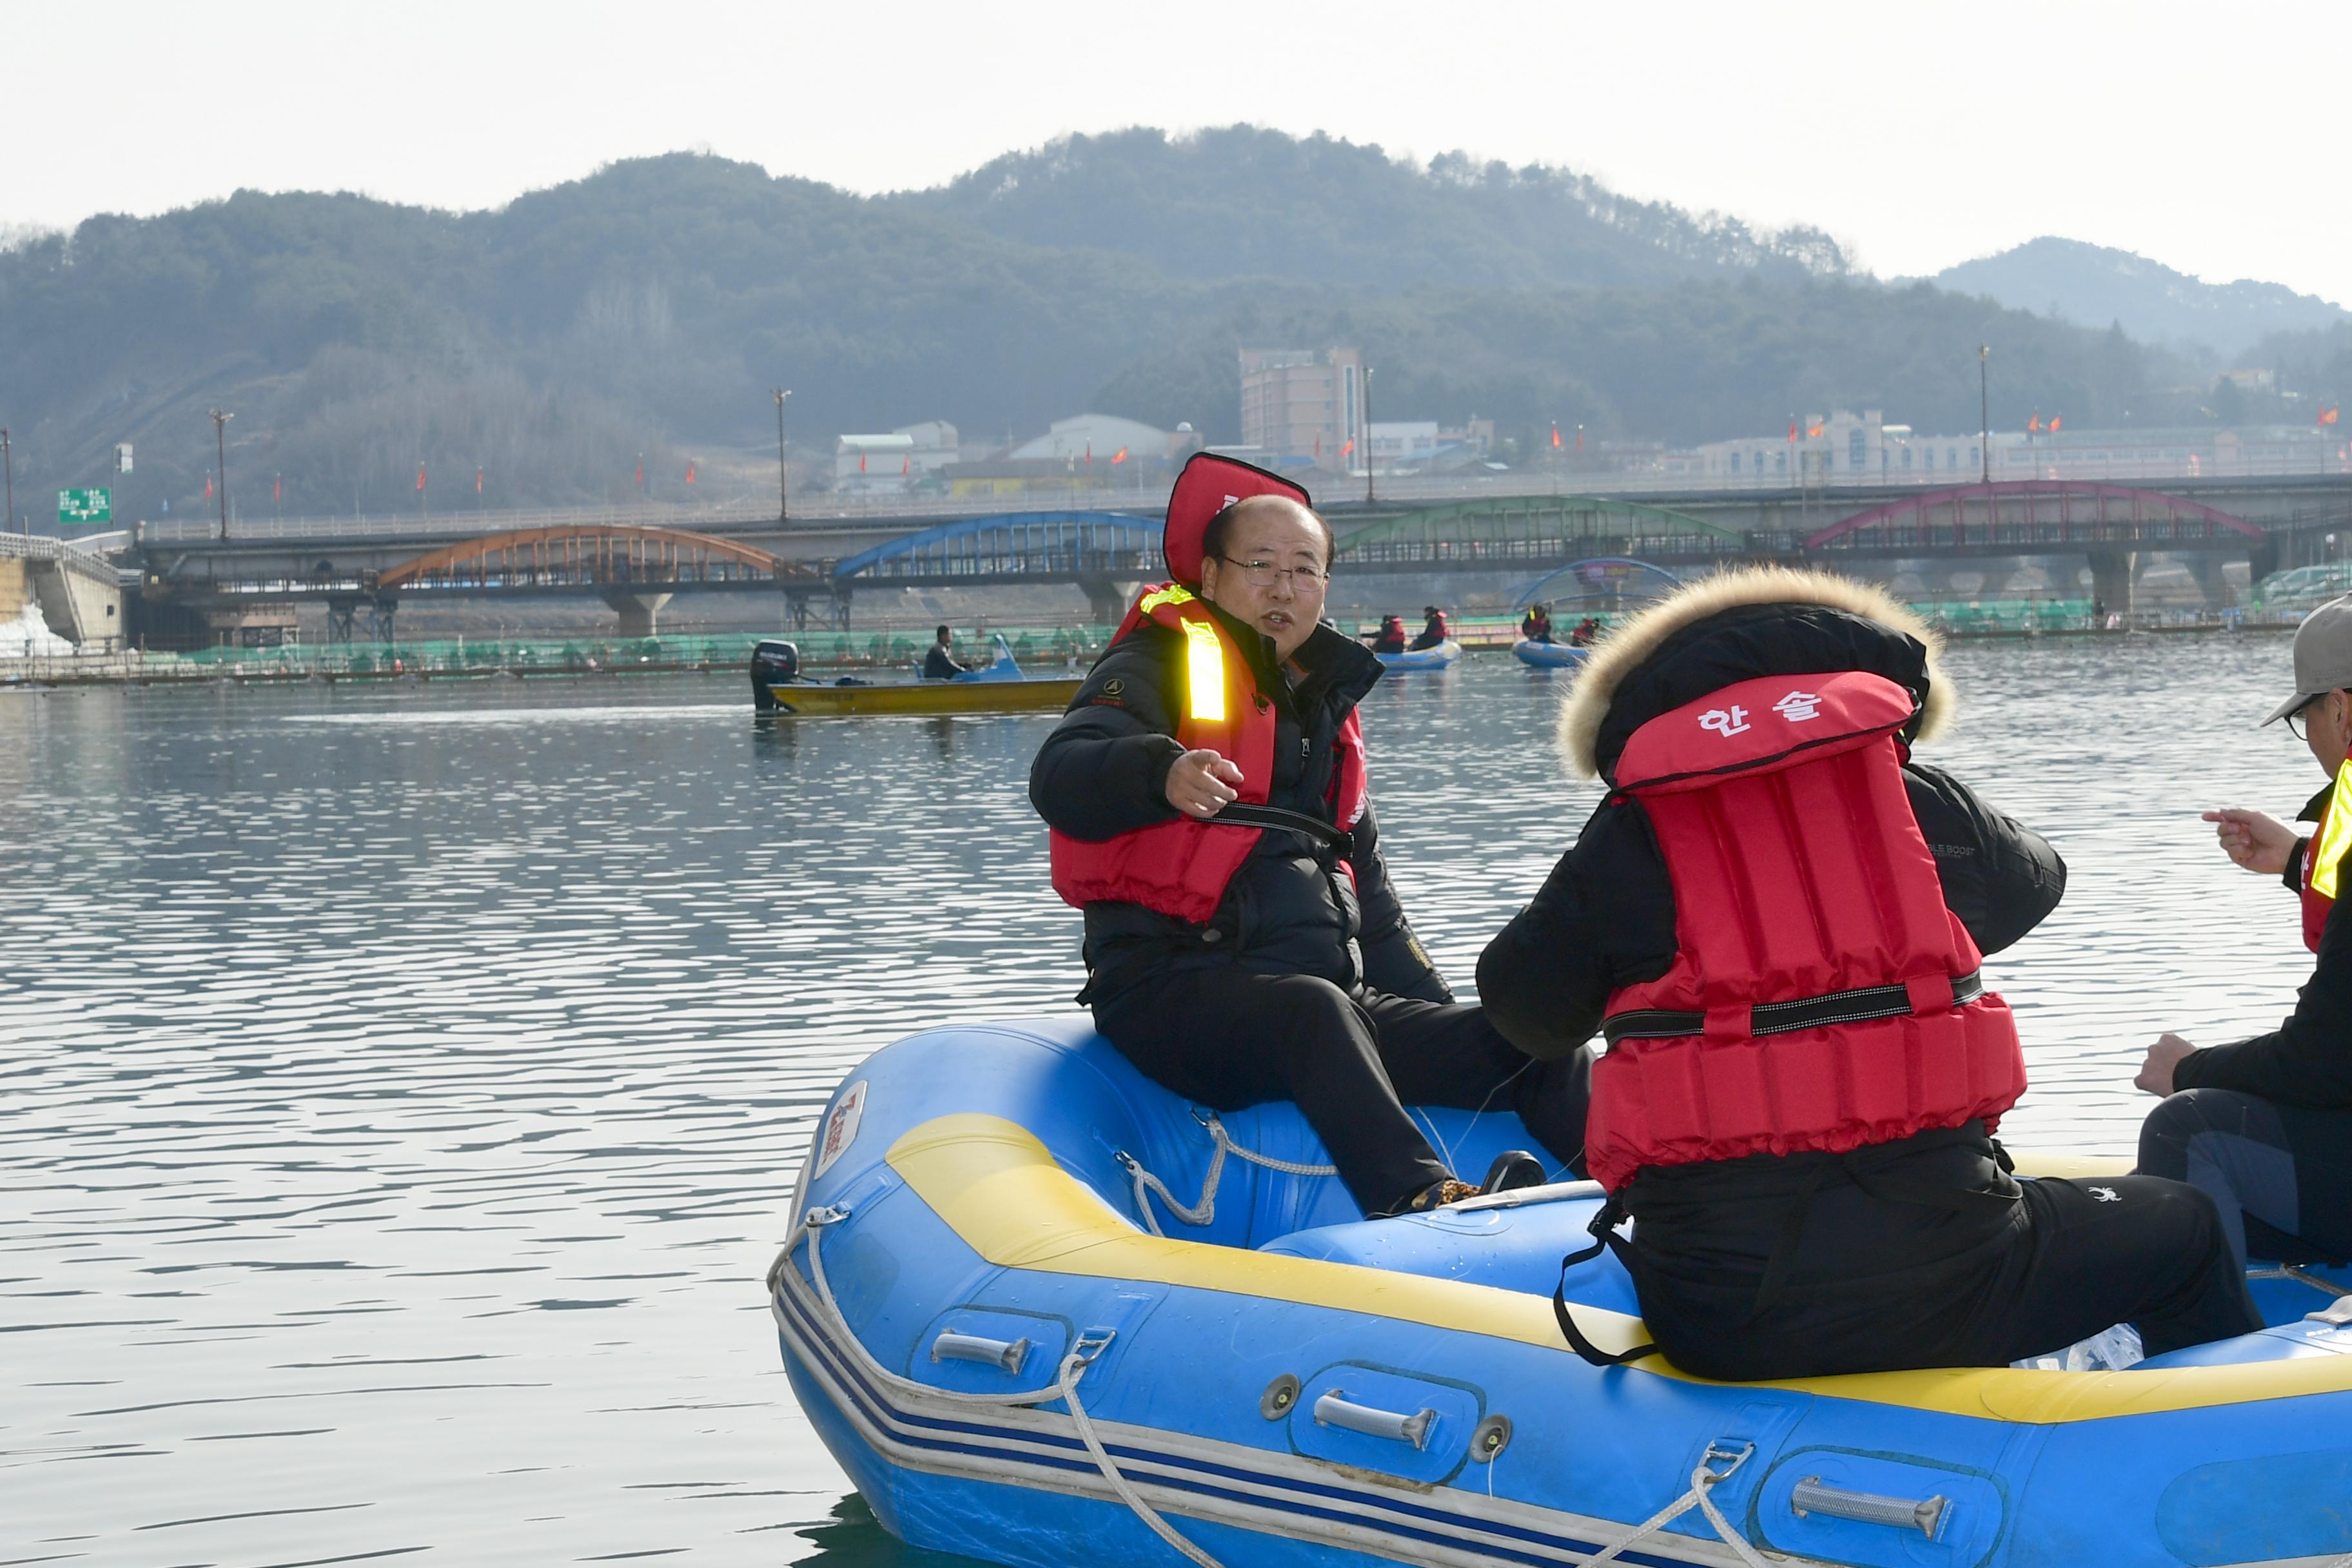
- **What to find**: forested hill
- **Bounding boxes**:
[0,132,2214,520]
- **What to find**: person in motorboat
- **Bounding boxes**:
[921,625,973,680]
[1409,605,1450,651]
[1476,566,2259,1380]
[1368,614,1408,654]
[1520,603,1556,643]
[1032,453,1587,1219]
[2135,594,2352,1269]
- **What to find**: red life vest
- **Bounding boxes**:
[1583,670,2029,1193]
[1048,583,1367,925]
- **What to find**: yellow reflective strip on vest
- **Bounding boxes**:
[1181,620,1226,724]
[1138,583,1196,615]
[2313,760,2352,900]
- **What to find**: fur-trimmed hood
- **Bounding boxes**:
[1559,566,1954,780]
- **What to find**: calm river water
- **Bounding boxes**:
[0,637,2325,1565]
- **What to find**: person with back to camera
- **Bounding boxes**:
[2135,594,2352,1269]
[1030,453,1591,1218]
[1369,614,1408,654]
[1409,605,1450,651]
[921,625,970,680]
[1520,603,1555,643]
[1476,566,2260,1379]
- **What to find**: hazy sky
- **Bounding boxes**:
[11,1,2346,305]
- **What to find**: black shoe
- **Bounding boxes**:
[1481,1150,1547,1193]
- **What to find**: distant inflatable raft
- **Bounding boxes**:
[772,1019,2352,1568]
[1373,639,1463,671]
[1512,638,1588,669]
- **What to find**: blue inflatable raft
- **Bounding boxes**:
[1512,638,1589,670]
[1374,640,1463,672]
[771,1020,2352,1568]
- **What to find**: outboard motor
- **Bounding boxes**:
[750,640,800,712]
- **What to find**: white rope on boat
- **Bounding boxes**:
[795,1208,1228,1568]
[1117,1111,1338,1236]
[1578,1441,1771,1568]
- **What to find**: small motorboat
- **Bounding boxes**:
[1373,639,1463,672]
[752,636,1082,717]
[773,1019,2352,1568]
[1513,638,1589,669]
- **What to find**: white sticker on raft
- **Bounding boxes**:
[814,1081,869,1181]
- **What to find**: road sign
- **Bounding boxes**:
[59,487,112,525]
[116,444,133,474]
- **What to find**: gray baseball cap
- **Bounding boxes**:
[2264,594,2352,724]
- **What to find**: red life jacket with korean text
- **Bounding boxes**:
[1583,670,2029,1193]
[1048,584,1367,925]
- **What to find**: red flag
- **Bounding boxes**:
[2028,414,2042,433]
[634,460,643,486]
[1111,446,1129,464]
[1806,419,1825,439]
[273,474,282,502]
[476,467,484,495]
[1314,436,1322,460]
[416,464,427,491]
[901,455,910,476]
[1787,419,1798,443]
[1550,422,1562,449]
[1575,426,1584,453]
[2320,406,2340,427]
[1342,437,1356,459]
[1084,441,1093,466]
[858,452,867,473]
[685,462,696,485]
[204,471,213,498]
[2048,415,2062,433]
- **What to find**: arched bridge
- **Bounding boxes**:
[827,511,1162,624]
[1335,496,1744,572]
[378,524,818,591]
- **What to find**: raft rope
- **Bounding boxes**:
[1578,1441,1771,1568]
[794,1207,1228,1568]
[1115,1110,1338,1237]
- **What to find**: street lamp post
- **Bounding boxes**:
[1,427,14,535]
[209,409,233,540]
[1978,346,1991,487]
[1362,366,1376,505]
[772,387,792,523]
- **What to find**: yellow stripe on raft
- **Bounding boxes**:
[886,1113,2352,1426]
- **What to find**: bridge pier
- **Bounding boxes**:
[2187,554,2234,611]
[602,589,674,638]
[2086,549,2137,622]
[1078,573,1139,626]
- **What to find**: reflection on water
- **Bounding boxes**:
[0,637,2320,1563]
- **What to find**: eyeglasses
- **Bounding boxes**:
[2289,693,2338,741]
[1217,555,1329,590]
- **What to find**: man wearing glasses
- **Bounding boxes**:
[1032,453,1588,1218]
[2135,594,2352,1269]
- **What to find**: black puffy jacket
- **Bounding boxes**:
[1030,602,1449,1006]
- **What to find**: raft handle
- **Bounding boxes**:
[1790,1476,1948,1539]
[1313,1389,1435,1450]
[932,1331,1032,1374]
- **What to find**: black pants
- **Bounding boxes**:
[1623,1135,2261,1380]
[2139,1087,2352,1266]
[1092,965,1591,1216]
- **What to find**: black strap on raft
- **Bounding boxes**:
[1602,970,1984,1045]
[1553,1195,1658,1367]
[1209,802,1353,860]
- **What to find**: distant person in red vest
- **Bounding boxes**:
[1409,605,1449,651]
[1479,567,2256,1379]
[1369,614,1407,654]
[2137,596,2352,1268]
[1569,616,1602,647]
[1520,603,1555,643]
[1030,453,1589,1218]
